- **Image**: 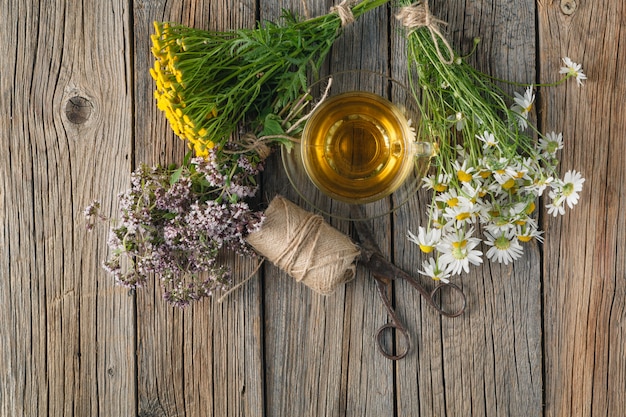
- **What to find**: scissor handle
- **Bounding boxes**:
[376,322,411,361]
[428,282,466,318]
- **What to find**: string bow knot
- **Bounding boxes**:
[330,0,357,27]
[396,1,455,64]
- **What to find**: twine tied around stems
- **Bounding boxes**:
[396,1,455,64]
[331,0,357,27]
[228,79,333,160]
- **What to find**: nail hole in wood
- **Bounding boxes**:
[560,0,577,15]
[65,96,93,124]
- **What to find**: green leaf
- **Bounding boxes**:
[170,166,184,185]
[183,150,193,167]
[162,212,177,220]
[259,113,285,137]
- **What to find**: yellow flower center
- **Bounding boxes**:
[458,170,473,182]
[455,212,471,221]
[563,182,574,196]
[494,235,511,250]
[419,244,435,253]
[502,178,516,190]
[452,239,467,249]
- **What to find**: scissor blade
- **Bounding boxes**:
[349,206,382,259]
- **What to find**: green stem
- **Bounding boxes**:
[482,73,571,89]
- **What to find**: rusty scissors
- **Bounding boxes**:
[351,208,466,360]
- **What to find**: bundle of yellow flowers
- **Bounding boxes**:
[149,0,390,160]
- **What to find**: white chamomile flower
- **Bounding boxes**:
[443,196,479,226]
[508,200,533,220]
[561,169,585,208]
[484,218,517,235]
[546,189,566,216]
[407,227,442,254]
[461,181,485,202]
[560,57,587,87]
[511,86,535,130]
[435,188,460,208]
[516,219,544,243]
[491,167,518,193]
[422,173,450,192]
[506,159,531,183]
[526,174,554,197]
[427,208,448,230]
[538,131,564,157]
[438,227,483,275]
[443,205,472,226]
[447,111,466,131]
[453,159,477,183]
[418,257,452,284]
[484,230,524,265]
[476,130,498,150]
[475,197,497,223]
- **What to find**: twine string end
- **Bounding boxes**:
[217,258,265,303]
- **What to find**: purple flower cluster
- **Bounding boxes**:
[94,159,265,307]
[192,146,264,201]
[83,200,102,231]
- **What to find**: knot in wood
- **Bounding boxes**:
[560,0,577,15]
[65,95,93,124]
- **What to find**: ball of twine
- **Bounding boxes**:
[246,196,360,295]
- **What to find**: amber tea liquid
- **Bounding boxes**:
[301,91,416,204]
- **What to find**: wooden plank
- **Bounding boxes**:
[330,6,397,417]
[0,1,135,416]
[132,1,265,416]
[392,1,543,415]
[259,1,395,416]
[538,1,626,416]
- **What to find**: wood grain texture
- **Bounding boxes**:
[0,1,134,416]
[392,1,543,416]
[538,1,626,416]
[3,0,625,416]
[132,1,265,416]
[260,1,395,416]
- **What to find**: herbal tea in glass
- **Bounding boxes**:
[301,91,422,204]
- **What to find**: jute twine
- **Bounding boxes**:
[246,196,360,295]
[234,79,333,160]
[330,0,357,27]
[396,1,455,64]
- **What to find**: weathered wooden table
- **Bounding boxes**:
[2,0,624,416]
